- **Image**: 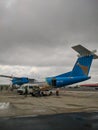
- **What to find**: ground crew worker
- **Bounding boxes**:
[56,88,59,96]
[25,86,28,97]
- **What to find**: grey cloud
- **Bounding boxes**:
[0,0,98,47]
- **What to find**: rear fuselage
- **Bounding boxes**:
[46,76,91,88]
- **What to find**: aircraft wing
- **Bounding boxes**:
[0,75,37,81]
[72,44,98,59]
[0,75,26,79]
[0,75,13,78]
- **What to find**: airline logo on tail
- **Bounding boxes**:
[77,62,88,76]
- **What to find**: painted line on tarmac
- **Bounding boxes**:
[13,115,38,118]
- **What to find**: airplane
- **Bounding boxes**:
[0,44,98,91]
[45,44,98,88]
[16,44,98,96]
[0,75,37,87]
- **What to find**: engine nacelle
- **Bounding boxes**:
[12,77,29,85]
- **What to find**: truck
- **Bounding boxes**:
[17,83,53,96]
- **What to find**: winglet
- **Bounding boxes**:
[72,44,98,59]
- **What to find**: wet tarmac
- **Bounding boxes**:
[0,88,98,129]
[0,112,98,130]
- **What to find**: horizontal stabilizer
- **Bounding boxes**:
[72,44,98,59]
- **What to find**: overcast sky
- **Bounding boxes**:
[0,0,98,84]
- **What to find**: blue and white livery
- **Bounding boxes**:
[46,45,98,88]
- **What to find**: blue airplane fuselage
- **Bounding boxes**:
[46,76,91,88]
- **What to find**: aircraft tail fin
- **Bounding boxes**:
[71,45,98,77]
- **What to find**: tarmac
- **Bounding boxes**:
[0,88,98,130]
[0,111,98,130]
